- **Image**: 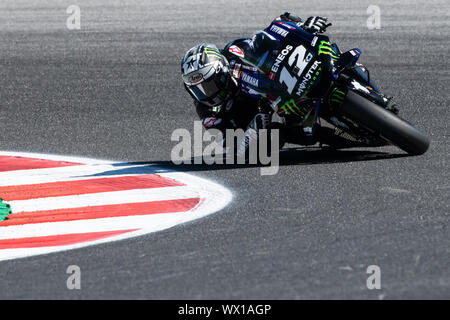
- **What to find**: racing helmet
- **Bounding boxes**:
[181,43,237,107]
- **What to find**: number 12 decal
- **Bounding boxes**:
[278,45,313,94]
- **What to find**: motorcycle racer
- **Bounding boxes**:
[181,13,347,157]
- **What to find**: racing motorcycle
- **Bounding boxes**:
[240,20,430,155]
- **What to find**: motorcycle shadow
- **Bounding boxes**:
[79,148,409,179]
[277,146,409,166]
[142,147,410,173]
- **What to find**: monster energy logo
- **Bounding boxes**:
[330,89,346,104]
[318,41,339,60]
[296,60,321,96]
[279,99,307,117]
[204,48,223,59]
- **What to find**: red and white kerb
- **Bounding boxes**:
[0,152,232,261]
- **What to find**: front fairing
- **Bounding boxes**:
[229,21,340,108]
[262,21,340,102]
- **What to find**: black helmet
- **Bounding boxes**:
[181,43,237,107]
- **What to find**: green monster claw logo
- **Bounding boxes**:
[204,48,223,59]
[330,89,346,104]
[0,199,12,221]
[318,41,339,60]
[279,99,308,117]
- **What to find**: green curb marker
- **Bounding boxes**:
[0,199,12,221]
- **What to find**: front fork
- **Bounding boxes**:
[337,65,398,113]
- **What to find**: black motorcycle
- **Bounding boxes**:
[243,20,430,155]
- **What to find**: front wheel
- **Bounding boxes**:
[339,90,430,155]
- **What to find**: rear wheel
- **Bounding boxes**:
[339,90,430,155]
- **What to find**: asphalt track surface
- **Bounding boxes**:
[0,0,449,299]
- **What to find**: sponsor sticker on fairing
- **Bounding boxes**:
[229,45,245,58]
[240,73,259,87]
[232,63,242,79]
[350,49,360,56]
[296,60,321,96]
[276,21,295,30]
[269,25,289,37]
[271,44,294,74]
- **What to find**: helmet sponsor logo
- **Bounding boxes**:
[204,47,223,59]
[188,73,203,84]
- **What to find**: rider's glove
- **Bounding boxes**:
[302,16,332,34]
[203,117,223,129]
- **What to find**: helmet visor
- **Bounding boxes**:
[187,73,231,107]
